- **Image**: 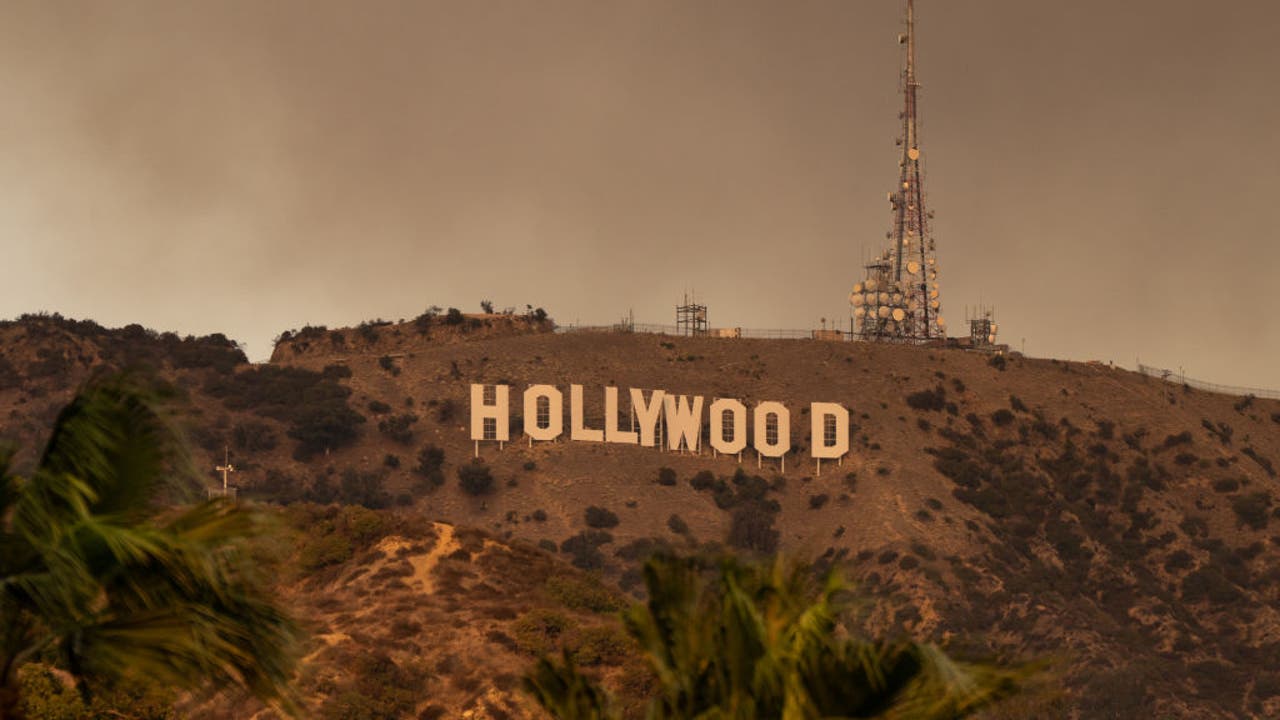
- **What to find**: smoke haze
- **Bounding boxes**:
[1,1,1276,387]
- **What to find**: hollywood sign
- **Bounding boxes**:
[469,384,852,471]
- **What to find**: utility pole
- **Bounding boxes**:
[215,446,235,495]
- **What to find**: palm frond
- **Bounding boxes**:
[523,651,616,720]
[1,373,302,717]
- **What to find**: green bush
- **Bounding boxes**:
[1211,478,1239,493]
[657,467,677,486]
[905,386,947,412]
[318,652,426,720]
[545,576,624,613]
[560,530,613,570]
[1231,492,1272,530]
[204,364,365,460]
[1181,567,1242,605]
[231,420,278,453]
[584,506,619,529]
[728,502,779,554]
[667,514,689,535]
[689,470,716,491]
[991,409,1015,427]
[458,462,494,496]
[338,468,391,509]
[513,610,573,655]
[568,625,632,667]
[413,306,440,334]
[377,413,418,445]
[1243,447,1277,477]
[299,533,352,571]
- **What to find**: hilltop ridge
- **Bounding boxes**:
[2,311,1279,718]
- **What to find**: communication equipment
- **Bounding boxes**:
[849,0,952,344]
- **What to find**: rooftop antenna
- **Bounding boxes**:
[851,0,945,342]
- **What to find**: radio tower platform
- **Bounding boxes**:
[851,0,945,342]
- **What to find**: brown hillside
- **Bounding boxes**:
[2,312,1279,718]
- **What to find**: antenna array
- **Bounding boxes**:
[852,0,945,342]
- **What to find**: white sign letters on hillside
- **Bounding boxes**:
[469,383,851,469]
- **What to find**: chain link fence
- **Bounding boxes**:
[1137,364,1280,400]
[555,323,836,341]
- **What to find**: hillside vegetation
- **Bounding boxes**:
[1,312,1278,718]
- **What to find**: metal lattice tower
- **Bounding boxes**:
[851,0,945,342]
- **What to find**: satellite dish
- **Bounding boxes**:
[851,293,864,306]
[892,293,903,304]
[991,323,999,334]
[877,306,891,319]
[937,317,947,328]
[866,279,878,291]
[854,307,867,318]
[853,282,863,294]
[930,300,940,310]
[907,260,921,274]
[878,292,890,304]
[892,308,906,322]
[885,321,897,332]
[927,258,936,266]
[930,289,939,299]
[987,334,996,344]
[908,147,921,160]
[908,299,920,311]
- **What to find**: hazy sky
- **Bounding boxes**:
[1,1,1276,388]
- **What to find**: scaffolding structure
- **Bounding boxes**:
[676,294,708,336]
[851,0,945,343]
[966,305,999,349]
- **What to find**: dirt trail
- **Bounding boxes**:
[410,522,458,593]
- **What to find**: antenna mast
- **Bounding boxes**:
[851,0,945,342]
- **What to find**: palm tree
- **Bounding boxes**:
[526,553,1034,719]
[0,375,301,719]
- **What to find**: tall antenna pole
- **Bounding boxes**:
[853,0,943,343]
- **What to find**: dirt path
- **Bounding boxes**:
[409,522,458,593]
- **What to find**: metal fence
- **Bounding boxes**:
[1137,364,1280,400]
[555,323,841,341]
